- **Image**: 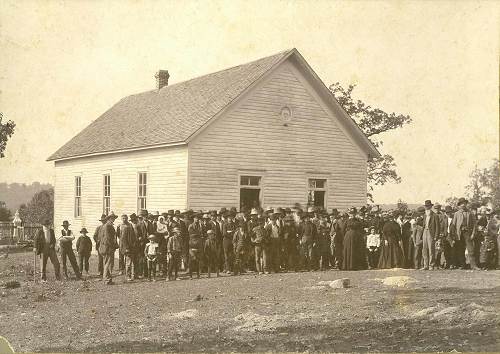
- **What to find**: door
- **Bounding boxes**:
[240,188,261,210]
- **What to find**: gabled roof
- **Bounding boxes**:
[48,48,380,161]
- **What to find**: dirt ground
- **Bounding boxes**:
[0,251,499,353]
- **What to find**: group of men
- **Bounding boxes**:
[33,197,500,283]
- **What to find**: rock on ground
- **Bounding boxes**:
[381,276,417,287]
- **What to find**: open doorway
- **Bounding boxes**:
[240,188,261,210]
[239,175,262,210]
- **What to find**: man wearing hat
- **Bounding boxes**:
[329,209,343,269]
[33,219,61,281]
[117,214,138,281]
[450,198,479,270]
[76,227,92,277]
[204,229,220,277]
[250,215,268,274]
[93,214,107,277]
[59,220,82,280]
[166,227,182,281]
[265,212,282,273]
[282,214,299,271]
[98,212,119,284]
[222,210,237,274]
[421,200,440,270]
[300,210,317,271]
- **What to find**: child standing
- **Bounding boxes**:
[204,230,220,278]
[412,217,424,269]
[144,235,159,281]
[76,227,92,277]
[167,227,182,281]
[366,227,380,269]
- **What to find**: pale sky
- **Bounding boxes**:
[0,0,498,204]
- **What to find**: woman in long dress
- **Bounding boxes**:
[342,207,366,270]
[378,211,404,269]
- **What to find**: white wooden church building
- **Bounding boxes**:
[48,48,379,231]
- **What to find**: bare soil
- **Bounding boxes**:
[0,251,499,353]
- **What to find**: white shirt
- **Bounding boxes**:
[43,226,51,243]
[447,216,452,234]
[147,241,158,256]
[366,233,380,248]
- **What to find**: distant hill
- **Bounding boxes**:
[0,182,53,212]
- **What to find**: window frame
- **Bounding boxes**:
[238,172,264,209]
[103,174,111,215]
[74,175,82,218]
[306,177,328,209]
[137,171,148,213]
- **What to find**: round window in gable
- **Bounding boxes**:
[280,106,293,126]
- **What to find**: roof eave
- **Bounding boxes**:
[47,141,187,162]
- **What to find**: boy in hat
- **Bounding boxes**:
[188,218,204,279]
[76,228,92,277]
[167,227,182,281]
[250,216,268,274]
[144,235,159,281]
[33,219,61,281]
[412,215,424,269]
[59,220,82,280]
[232,219,248,275]
[204,230,220,277]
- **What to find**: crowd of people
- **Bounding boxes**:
[33,197,500,284]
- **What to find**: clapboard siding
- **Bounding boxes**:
[54,145,188,239]
[188,60,367,210]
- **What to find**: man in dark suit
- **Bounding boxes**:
[33,219,61,281]
[451,198,479,270]
[98,212,118,284]
[93,214,107,277]
[421,200,440,270]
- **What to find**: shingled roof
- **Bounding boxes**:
[48,49,292,161]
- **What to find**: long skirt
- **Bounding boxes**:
[342,231,365,270]
[378,237,403,269]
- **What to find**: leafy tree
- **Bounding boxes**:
[330,83,412,201]
[445,196,460,209]
[0,112,16,158]
[465,159,500,208]
[396,198,408,212]
[0,205,12,221]
[18,189,54,225]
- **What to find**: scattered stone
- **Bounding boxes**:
[2,280,21,289]
[303,285,327,291]
[194,294,203,301]
[317,278,350,289]
[170,309,199,319]
[381,276,417,287]
[329,278,350,289]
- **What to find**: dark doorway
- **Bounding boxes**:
[240,188,260,210]
[308,190,325,209]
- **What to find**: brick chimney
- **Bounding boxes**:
[155,70,170,90]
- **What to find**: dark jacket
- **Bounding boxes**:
[98,223,118,255]
[34,228,56,255]
[117,222,137,255]
[422,211,440,239]
[93,224,104,252]
[76,235,93,256]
